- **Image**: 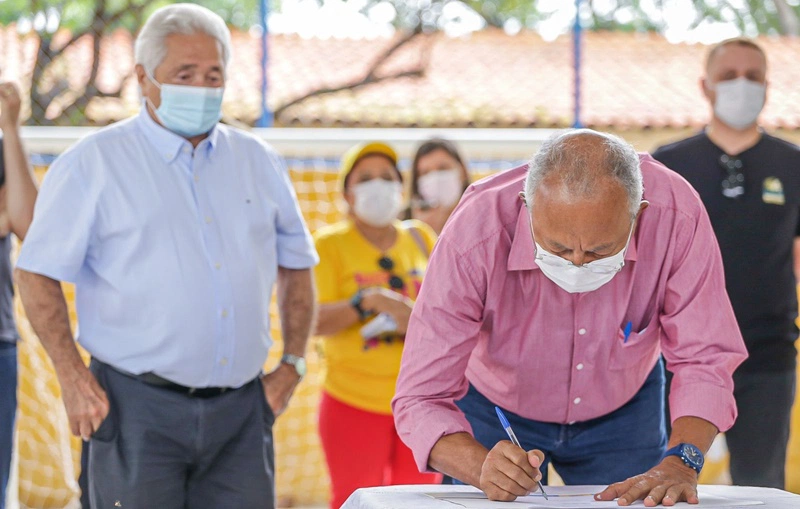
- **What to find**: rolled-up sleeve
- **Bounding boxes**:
[313,232,341,304]
[266,149,319,269]
[659,200,748,432]
[17,152,97,283]
[392,236,486,472]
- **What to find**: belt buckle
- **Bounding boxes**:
[188,387,197,396]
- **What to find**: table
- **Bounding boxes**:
[341,484,800,508]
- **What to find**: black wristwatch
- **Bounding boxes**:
[350,289,370,320]
[663,443,704,474]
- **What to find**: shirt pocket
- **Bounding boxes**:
[608,315,661,371]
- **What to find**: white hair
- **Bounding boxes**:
[524,129,643,219]
[134,3,231,75]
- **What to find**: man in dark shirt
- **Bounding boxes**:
[653,38,799,489]
[0,81,38,509]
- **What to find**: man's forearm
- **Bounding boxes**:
[16,269,83,376]
[429,432,489,487]
[668,416,718,453]
[276,266,316,357]
[2,126,37,240]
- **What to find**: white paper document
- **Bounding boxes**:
[426,485,765,508]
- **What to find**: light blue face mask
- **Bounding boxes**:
[145,70,224,137]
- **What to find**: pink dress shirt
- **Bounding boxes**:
[392,154,748,472]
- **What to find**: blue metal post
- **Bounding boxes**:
[572,0,583,128]
[257,0,273,127]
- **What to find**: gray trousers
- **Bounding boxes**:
[88,360,275,509]
[726,369,796,489]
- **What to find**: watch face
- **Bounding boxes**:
[295,358,307,377]
[682,444,704,467]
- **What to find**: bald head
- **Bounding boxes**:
[524,129,643,219]
[706,38,767,74]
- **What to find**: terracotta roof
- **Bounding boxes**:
[3,26,800,129]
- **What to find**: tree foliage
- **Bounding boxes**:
[4,0,800,125]
[3,0,260,125]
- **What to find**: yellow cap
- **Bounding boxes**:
[339,141,399,190]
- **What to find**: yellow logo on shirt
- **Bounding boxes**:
[762,177,785,205]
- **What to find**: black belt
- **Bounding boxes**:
[106,363,241,399]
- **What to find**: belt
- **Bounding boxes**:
[105,363,242,399]
[134,372,236,398]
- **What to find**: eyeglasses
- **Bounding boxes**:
[378,256,405,291]
[720,154,745,199]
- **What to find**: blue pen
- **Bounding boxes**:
[623,321,633,343]
[494,406,548,500]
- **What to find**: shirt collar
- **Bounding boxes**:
[136,105,219,164]
[506,203,640,272]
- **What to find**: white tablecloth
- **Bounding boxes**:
[341,484,800,509]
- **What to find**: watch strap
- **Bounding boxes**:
[663,443,703,474]
[350,290,370,320]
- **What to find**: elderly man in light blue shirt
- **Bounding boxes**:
[15,4,318,508]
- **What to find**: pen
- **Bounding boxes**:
[494,406,548,500]
[623,321,633,343]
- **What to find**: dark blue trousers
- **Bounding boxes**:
[0,342,16,509]
[455,359,667,485]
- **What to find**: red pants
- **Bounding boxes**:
[318,391,441,508]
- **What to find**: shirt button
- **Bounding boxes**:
[183,146,190,153]
[194,175,200,183]
[205,216,212,224]
[576,363,584,371]
[578,328,587,335]
[221,309,228,318]
[573,397,582,405]
[220,358,228,366]
[214,262,221,269]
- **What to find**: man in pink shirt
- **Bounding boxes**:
[393,130,748,506]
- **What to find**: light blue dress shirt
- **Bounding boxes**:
[17,110,319,388]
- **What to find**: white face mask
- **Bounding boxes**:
[417,169,464,208]
[352,179,404,227]
[713,77,766,130]
[534,224,634,294]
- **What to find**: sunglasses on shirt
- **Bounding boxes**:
[378,256,405,291]
[720,154,745,199]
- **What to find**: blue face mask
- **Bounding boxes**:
[146,70,224,137]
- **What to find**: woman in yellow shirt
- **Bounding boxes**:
[314,142,441,508]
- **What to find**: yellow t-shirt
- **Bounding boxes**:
[313,219,437,414]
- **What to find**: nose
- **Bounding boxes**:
[566,252,588,267]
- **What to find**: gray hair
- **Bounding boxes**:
[134,3,231,76]
[524,129,643,219]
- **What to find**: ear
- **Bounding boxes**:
[135,64,147,88]
[632,200,649,235]
[343,187,355,208]
[700,77,714,103]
